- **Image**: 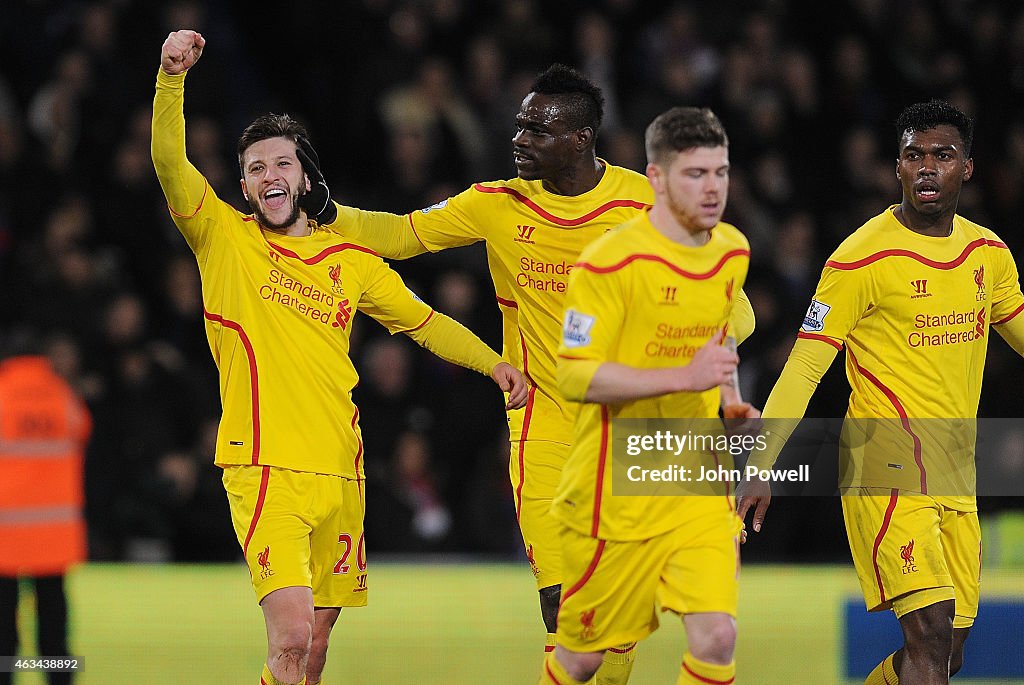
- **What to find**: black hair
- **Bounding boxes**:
[895,100,974,156]
[645,107,729,166]
[529,64,605,133]
[237,113,311,174]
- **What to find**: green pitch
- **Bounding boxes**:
[10,563,1022,683]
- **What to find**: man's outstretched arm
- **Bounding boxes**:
[152,29,208,218]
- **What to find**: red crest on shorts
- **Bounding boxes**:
[899,540,914,564]
[526,544,539,577]
[580,608,596,640]
[257,545,271,570]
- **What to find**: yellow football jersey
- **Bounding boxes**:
[408,169,654,445]
[793,206,1024,508]
[552,212,750,540]
[154,70,437,478]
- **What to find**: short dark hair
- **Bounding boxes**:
[529,64,605,133]
[645,107,729,166]
[895,100,974,157]
[237,113,310,174]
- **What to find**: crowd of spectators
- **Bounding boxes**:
[1,0,1023,563]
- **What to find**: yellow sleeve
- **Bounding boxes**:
[556,263,625,402]
[747,337,840,469]
[991,241,1024,326]
[404,312,503,376]
[327,204,428,259]
[995,314,1024,357]
[405,187,485,251]
[151,69,210,249]
[731,288,755,344]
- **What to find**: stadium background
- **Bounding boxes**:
[2,0,1024,682]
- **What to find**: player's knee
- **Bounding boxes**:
[557,648,604,681]
[689,619,736,664]
[271,622,313,659]
[539,584,561,633]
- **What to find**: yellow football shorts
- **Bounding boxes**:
[510,440,569,589]
[556,498,742,652]
[222,465,368,607]
[842,488,980,628]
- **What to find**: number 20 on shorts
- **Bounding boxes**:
[333,532,367,574]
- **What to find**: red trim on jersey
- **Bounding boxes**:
[166,181,208,219]
[608,643,637,654]
[204,309,261,464]
[577,249,749,279]
[557,354,590,360]
[496,295,519,309]
[242,466,271,558]
[561,539,607,605]
[871,489,900,604]
[994,302,1024,325]
[591,407,610,537]
[351,406,363,480]
[825,238,1006,271]
[261,679,268,685]
[266,241,379,264]
[408,310,435,332]
[519,329,536,386]
[544,645,556,653]
[682,661,735,684]
[544,660,565,685]
[797,331,844,350]
[472,183,649,227]
[847,349,927,493]
[514,386,537,520]
[406,213,431,252]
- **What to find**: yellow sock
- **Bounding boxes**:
[546,632,558,655]
[539,650,589,685]
[678,652,735,685]
[260,663,306,685]
[594,642,637,684]
[864,652,899,685]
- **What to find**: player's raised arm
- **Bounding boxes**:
[152,30,209,220]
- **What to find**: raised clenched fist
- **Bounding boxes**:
[160,30,205,75]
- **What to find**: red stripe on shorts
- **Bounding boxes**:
[560,539,607,607]
[871,489,900,604]
[242,466,271,558]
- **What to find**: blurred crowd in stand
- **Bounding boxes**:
[1,0,1022,563]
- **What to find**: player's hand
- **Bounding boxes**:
[723,402,762,438]
[295,138,338,225]
[679,330,738,392]
[735,479,772,533]
[161,30,205,75]
[492,362,529,410]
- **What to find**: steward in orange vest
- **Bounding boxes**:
[0,355,91,576]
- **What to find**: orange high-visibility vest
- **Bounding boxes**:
[0,355,91,576]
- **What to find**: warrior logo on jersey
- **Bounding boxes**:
[257,545,275,579]
[900,539,918,574]
[419,199,449,214]
[514,224,537,244]
[328,263,344,295]
[563,309,596,348]
[801,299,831,333]
[974,265,986,301]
